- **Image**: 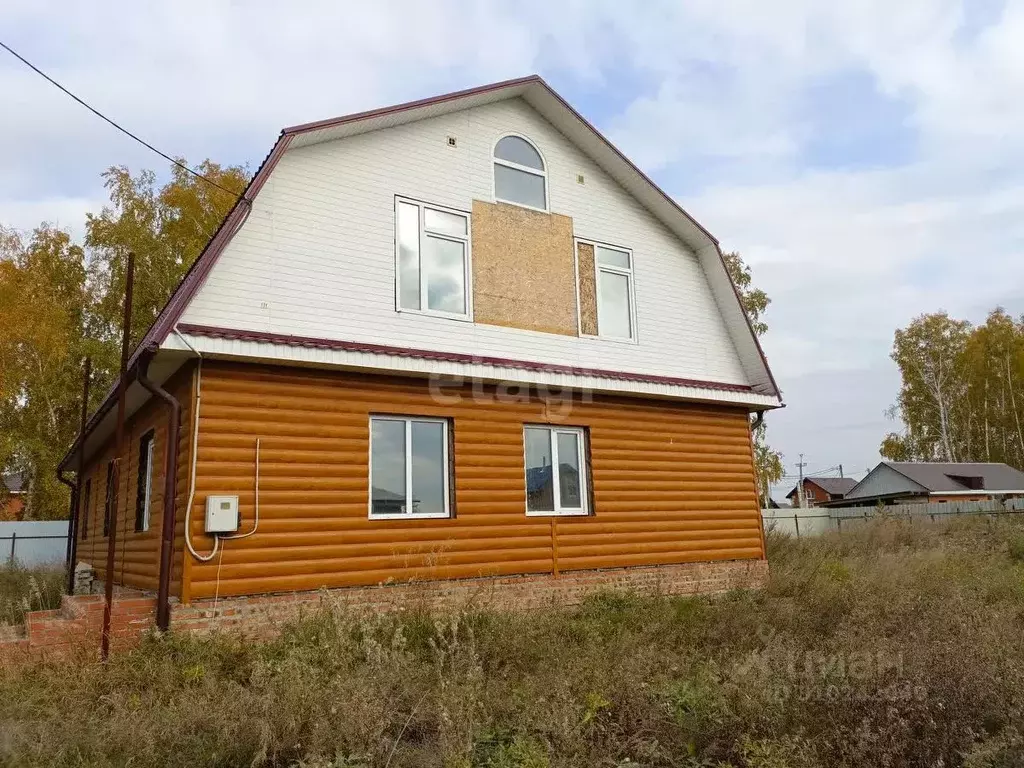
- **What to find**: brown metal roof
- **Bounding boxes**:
[177,323,757,394]
[786,476,857,499]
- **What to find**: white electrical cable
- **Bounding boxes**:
[221,437,260,540]
[174,327,219,562]
[174,327,260,564]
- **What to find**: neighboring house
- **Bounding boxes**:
[829,462,1024,507]
[785,477,857,507]
[0,472,26,521]
[58,76,782,628]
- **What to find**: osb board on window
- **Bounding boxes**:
[471,200,578,336]
[576,242,598,336]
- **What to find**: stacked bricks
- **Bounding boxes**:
[0,592,157,662]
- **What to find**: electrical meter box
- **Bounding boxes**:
[205,495,240,534]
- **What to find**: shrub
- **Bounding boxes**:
[0,564,64,625]
[1007,535,1024,563]
[2,517,1024,766]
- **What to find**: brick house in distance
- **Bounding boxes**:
[786,477,857,507]
[57,76,783,634]
[0,472,25,521]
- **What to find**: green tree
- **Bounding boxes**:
[86,160,247,354]
[722,250,770,336]
[961,309,1024,465]
[0,225,92,518]
[882,309,1024,467]
[723,251,783,505]
[0,159,247,518]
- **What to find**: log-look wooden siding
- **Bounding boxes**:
[77,369,193,595]
[186,362,764,600]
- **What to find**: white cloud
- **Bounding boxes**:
[2,0,1023,478]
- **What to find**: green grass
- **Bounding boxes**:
[4,516,1024,767]
[0,564,65,625]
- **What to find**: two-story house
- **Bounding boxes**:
[60,76,782,630]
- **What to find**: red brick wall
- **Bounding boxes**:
[3,559,768,661]
[0,594,157,663]
[173,559,768,636]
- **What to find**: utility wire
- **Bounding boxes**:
[0,40,242,199]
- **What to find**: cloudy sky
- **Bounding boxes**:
[4,1,1024,495]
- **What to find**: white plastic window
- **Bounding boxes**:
[523,425,588,516]
[395,198,471,319]
[493,135,547,210]
[370,416,452,519]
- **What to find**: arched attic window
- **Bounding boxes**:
[493,135,547,210]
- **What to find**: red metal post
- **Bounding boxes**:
[101,254,134,661]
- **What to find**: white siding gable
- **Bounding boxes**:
[178,98,751,389]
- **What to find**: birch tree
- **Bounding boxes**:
[723,251,784,504]
[0,159,246,518]
[887,313,970,462]
[882,309,1024,468]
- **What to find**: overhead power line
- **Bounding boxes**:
[0,39,241,199]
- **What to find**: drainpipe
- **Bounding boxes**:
[751,410,765,431]
[57,470,78,591]
[136,346,181,632]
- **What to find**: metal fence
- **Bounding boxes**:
[762,497,1024,539]
[0,521,68,567]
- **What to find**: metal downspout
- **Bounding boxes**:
[136,347,182,632]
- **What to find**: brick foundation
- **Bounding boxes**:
[2,559,767,659]
[174,559,768,635]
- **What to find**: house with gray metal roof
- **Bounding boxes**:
[829,462,1024,507]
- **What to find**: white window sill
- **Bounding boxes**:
[396,307,474,324]
[525,509,590,517]
[579,332,639,346]
[494,197,550,215]
[369,512,453,521]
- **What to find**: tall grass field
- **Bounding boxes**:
[3,515,1024,767]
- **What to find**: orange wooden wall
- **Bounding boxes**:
[77,368,193,595]
[182,361,764,601]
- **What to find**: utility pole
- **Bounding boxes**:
[101,253,133,662]
[796,454,807,508]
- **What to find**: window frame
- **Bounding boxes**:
[393,196,473,322]
[575,237,639,344]
[492,133,549,213]
[522,425,590,517]
[135,430,155,533]
[368,414,453,521]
